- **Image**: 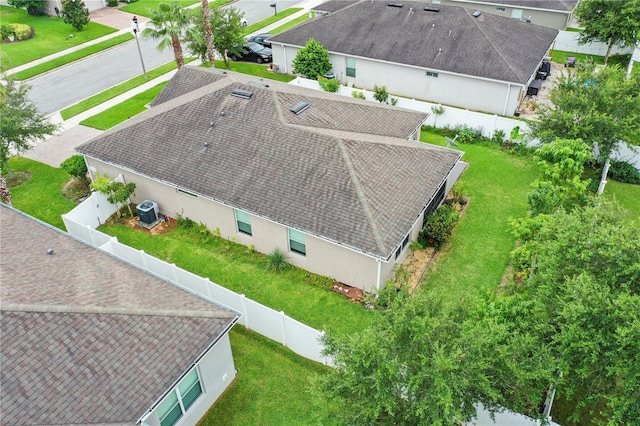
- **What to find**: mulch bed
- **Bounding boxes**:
[331,282,365,304]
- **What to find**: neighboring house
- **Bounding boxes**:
[0,205,240,426]
[74,66,464,293]
[270,0,559,116]
[429,0,578,29]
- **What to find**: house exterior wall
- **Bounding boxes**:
[273,45,524,115]
[143,333,237,426]
[86,159,400,292]
[441,0,571,29]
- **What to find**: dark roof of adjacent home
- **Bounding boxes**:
[0,205,238,426]
[458,0,578,12]
[75,67,462,260]
[270,1,558,84]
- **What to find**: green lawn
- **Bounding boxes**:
[269,13,310,35]
[242,8,302,36]
[604,179,640,224]
[119,0,233,17]
[417,135,539,302]
[198,326,333,426]
[1,5,117,68]
[212,60,296,82]
[550,49,632,69]
[5,157,76,229]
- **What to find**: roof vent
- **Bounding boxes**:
[290,101,310,115]
[387,2,403,7]
[423,5,440,12]
[231,89,253,99]
[249,81,270,88]
[472,10,481,18]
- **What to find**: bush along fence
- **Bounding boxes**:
[62,191,333,366]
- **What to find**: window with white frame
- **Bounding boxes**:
[511,9,522,19]
[288,228,306,256]
[426,71,439,78]
[346,57,356,78]
[235,209,252,236]
[156,368,203,426]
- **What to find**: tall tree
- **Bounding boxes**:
[201,0,215,65]
[292,38,331,80]
[314,288,556,425]
[7,0,44,16]
[574,0,640,65]
[529,62,640,192]
[0,79,58,177]
[142,1,192,68]
[508,201,640,424]
[186,7,244,69]
[60,0,90,31]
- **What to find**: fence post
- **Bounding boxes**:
[204,277,212,299]
[280,311,287,347]
[240,294,248,328]
[140,250,147,271]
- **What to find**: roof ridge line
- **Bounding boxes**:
[0,303,236,319]
[335,139,388,255]
[466,10,523,81]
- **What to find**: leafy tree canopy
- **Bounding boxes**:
[292,38,331,80]
[61,0,90,31]
[7,0,44,16]
[575,0,640,64]
[0,79,58,176]
[60,155,89,185]
[529,62,640,162]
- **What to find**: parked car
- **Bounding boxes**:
[247,33,273,47]
[229,42,273,64]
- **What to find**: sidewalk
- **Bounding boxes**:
[20,1,324,167]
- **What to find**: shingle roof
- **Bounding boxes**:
[463,0,578,12]
[270,1,558,84]
[75,68,462,259]
[0,205,238,426]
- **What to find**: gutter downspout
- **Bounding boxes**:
[503,83,511,116]
[376,258,382,292]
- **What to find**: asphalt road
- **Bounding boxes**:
[28,0,299,116]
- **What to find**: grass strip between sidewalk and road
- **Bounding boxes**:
[119,0,234,17]
[10,33,134,81]
[269,13,310,35]
[243,8,302,36]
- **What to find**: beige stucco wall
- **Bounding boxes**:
[86,159,395,292]
[144,332,237,426]
[272,45,524,116]
[438,0,571,29]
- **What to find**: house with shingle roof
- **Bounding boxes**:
[270,0,559,116]
[421,0,578,29]
[74,66,464,293]
[0,204,240,426]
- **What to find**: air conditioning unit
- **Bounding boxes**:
[137,200,159,224]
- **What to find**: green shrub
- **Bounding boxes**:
[509,243,534,282]
[352,90,365,100]
[266,249,288,273]
[609,161,640,184]
[491,129,506,145]
[60,155,89,184]
[419,204,459,249]
[176,215,198,229]
[318,76,340,92]
[373,84,389,103]
[11,23,34,41]
[1,24,15,40]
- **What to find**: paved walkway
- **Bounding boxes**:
[17,1,323,167]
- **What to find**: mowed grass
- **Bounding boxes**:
[5,157,76,229]
[1,5,117,68]
[269,13,310,34]
[100,223,375,335]
[198,326,333,426]
[242,8,302,36]
[212,60,296,82]
[418,134,538,302]
[80,82,168,129]
[119,0,234,17]
[604,179,640,224]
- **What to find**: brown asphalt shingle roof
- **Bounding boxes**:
[75,67,462,259]
[270,1,558,84]
[466,0,578,12]
[0,205,237,426]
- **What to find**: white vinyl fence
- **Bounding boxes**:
[291,77,640,170]
[62,195,332,366]
[554,31,635,57]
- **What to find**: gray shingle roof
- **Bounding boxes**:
[0,205,237,426]
[75,68,462,259]
[270,1,558,84]
[464,0,578,12]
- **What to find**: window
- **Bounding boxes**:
[395,234,410,260]
[426,71,439,78]
[157,369,203,426]
[495,6,505,12]
[346,57,356,78]
[177,188,197,198]
[431,0,441,3]
[235,209,252,236]
[423,182,446,226]
[288,228,306,256]
[511,9,522,19]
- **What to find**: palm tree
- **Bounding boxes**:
[201,0,215,65]
[142,1,192,68]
